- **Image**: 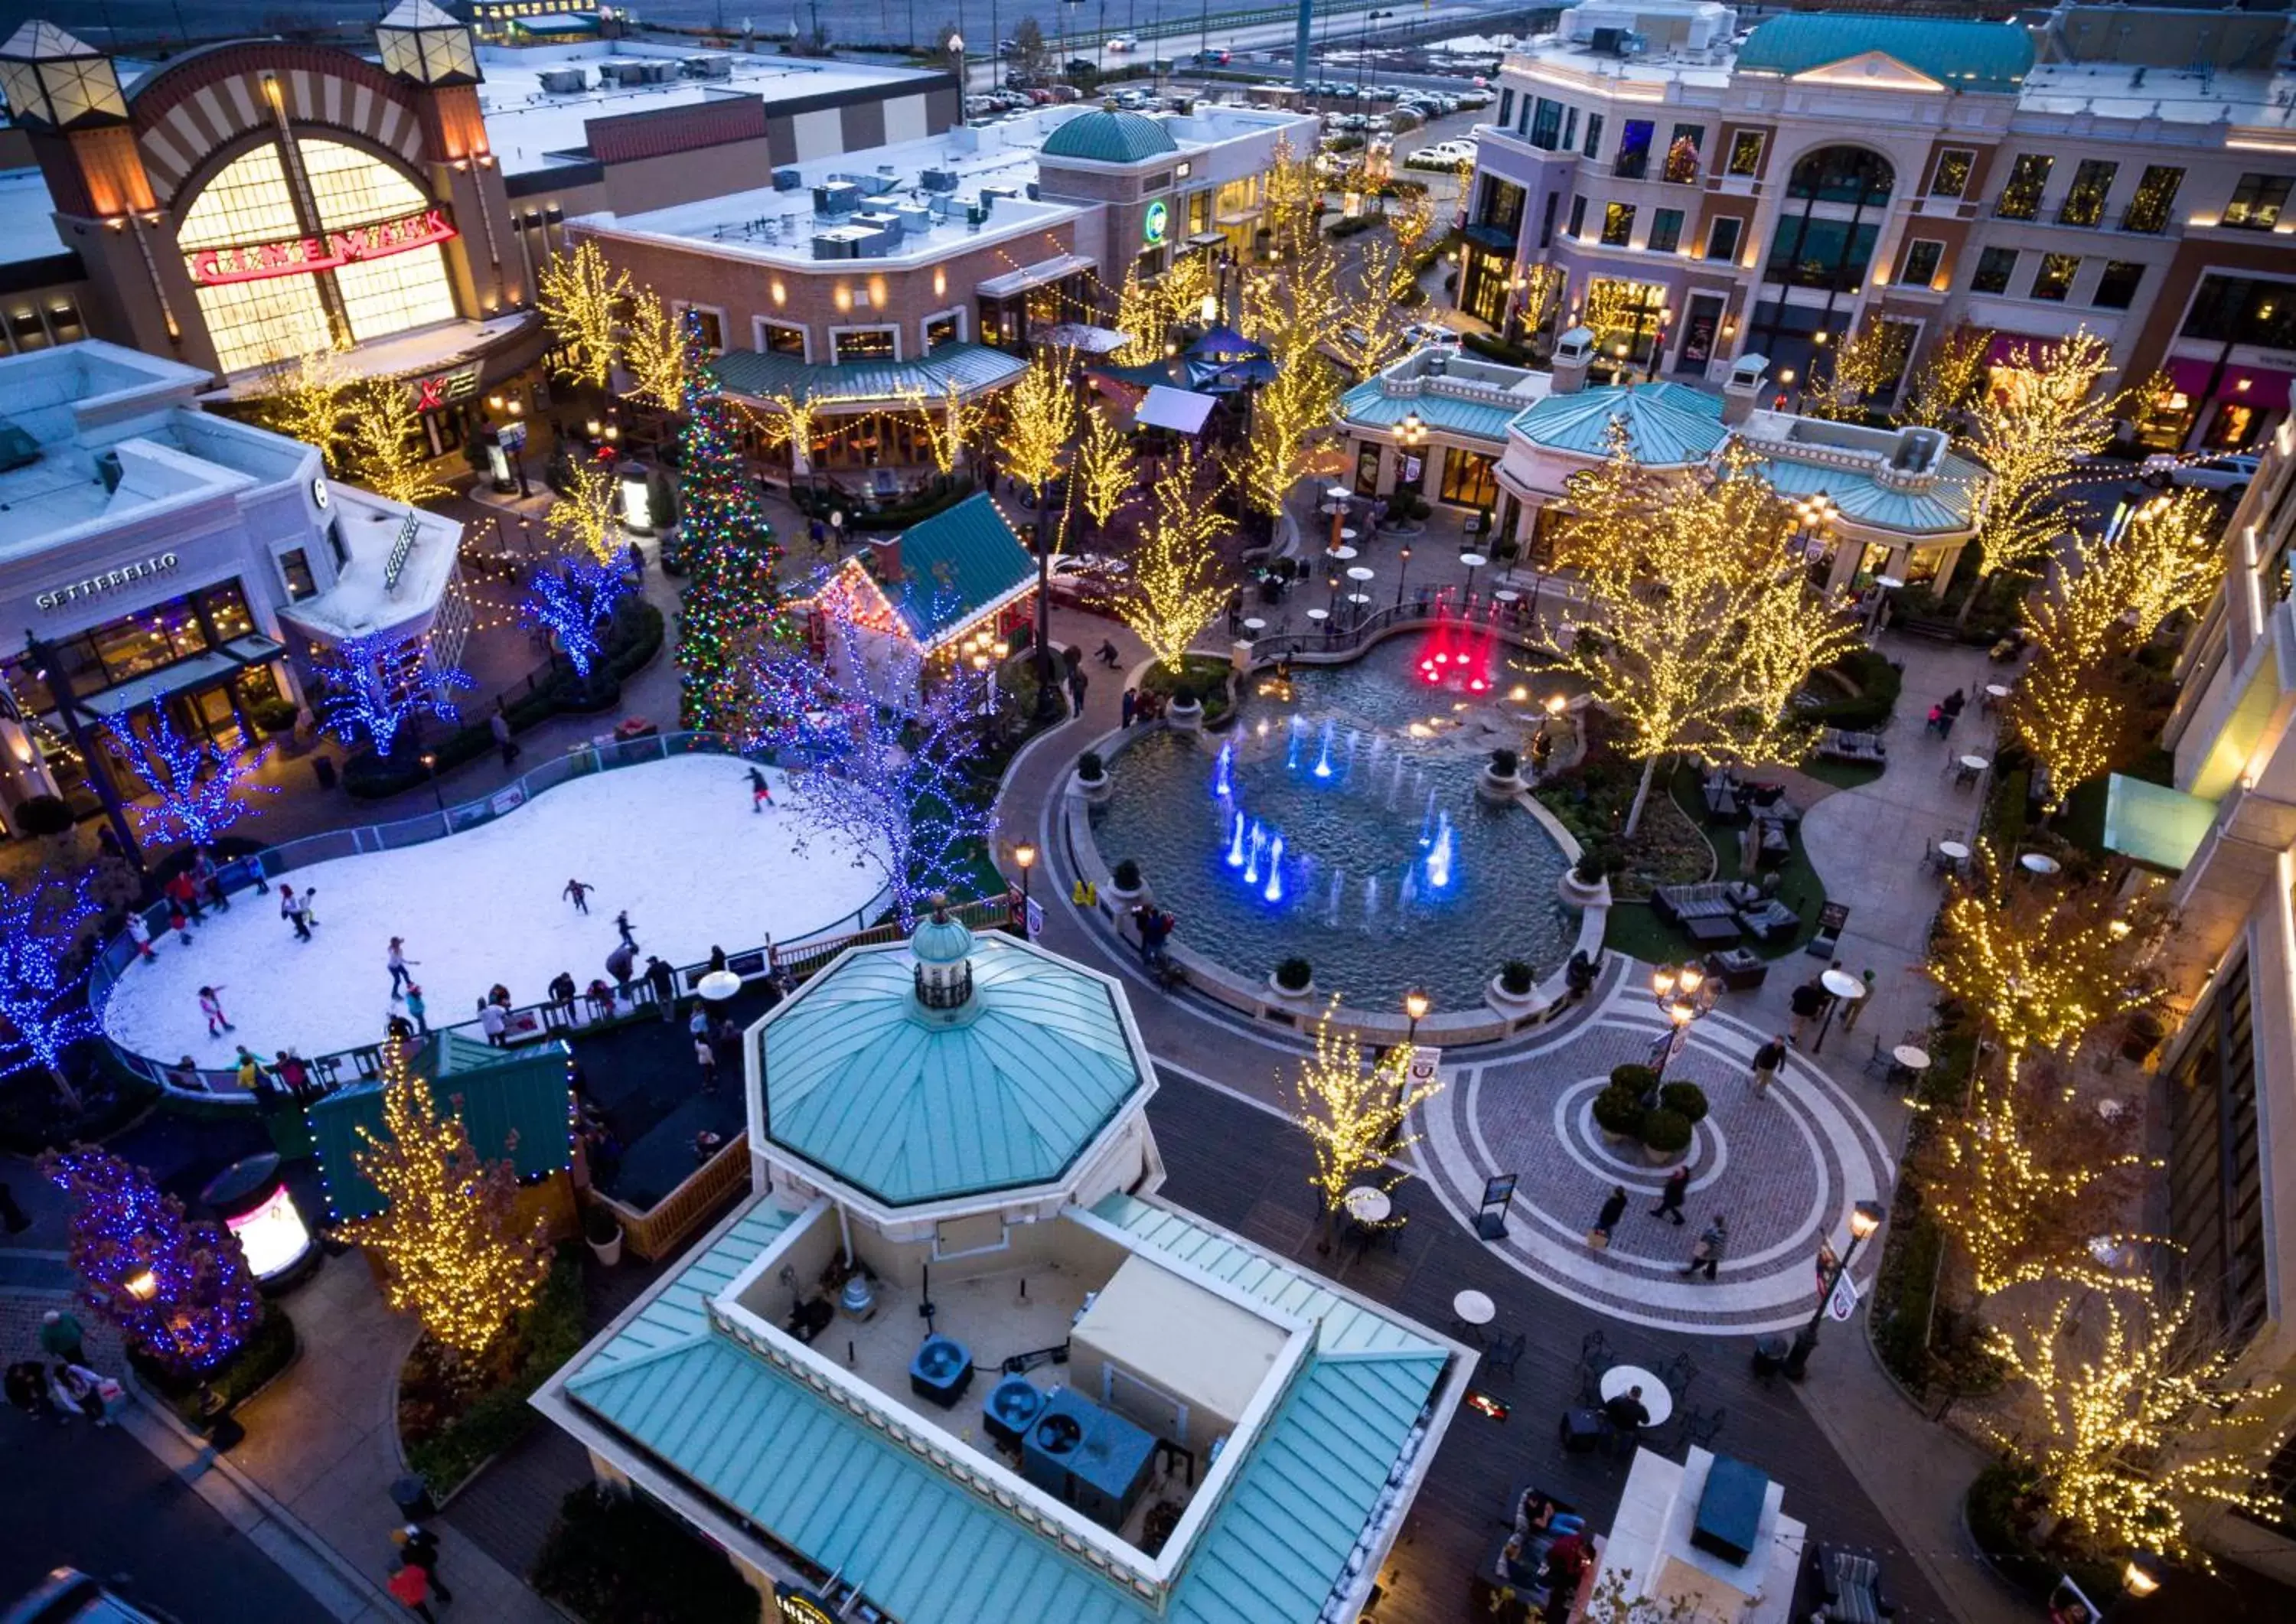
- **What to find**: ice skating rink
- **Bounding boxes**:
[100,754,891,1064]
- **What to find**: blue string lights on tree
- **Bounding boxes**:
[521,553,630,680]
[673,313,787,732]
[310,631,472,760]
[101,711,277,847]
[0,872,103,1110]
[39,1147,263,1378]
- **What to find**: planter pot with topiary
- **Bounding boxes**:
[1591,1081,1645,1146]
[1270,957,1316,1000]
[1479,748,1523,804]
[584,1205,623,1267]
[1488,958,1539,1010]
[1658,1081,1709,1125]
[1076,749,1114,804]
[1107,858,1145,905]
[1639,1107,1694,1166]
[1168,687,1204,732]
[1560,845,1616,908]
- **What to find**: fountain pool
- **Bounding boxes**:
[1091,633,1583,1009]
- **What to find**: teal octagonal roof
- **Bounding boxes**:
[1041,109,1179,163]
[1508,381,1727,467]
[758,935,1151,1206]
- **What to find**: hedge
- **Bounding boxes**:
[342,601,664,799]
[1799,647,1903,732]
[401,1251,586,1497]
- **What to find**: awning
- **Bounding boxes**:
[710,340,1026,411]
[2164,357,2296,408]
[1036,322,1132,356]
[76,635,288,720]
[977,253,1094,299]
[2102,773,2217,873]
[1135,385,1218,435]
[1186,325,1267,364]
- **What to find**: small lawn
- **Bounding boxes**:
[1671,763,1828,958]
[1797,755,1887,791]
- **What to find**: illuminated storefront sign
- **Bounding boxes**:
[227,1182,316,1279]
[35,552,181,611]
[186,207,458,287]
[1143,198,1170,246]
[775,1586,836,1624]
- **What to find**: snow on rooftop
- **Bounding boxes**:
[2019,59,2296,129]
[0,167,68,265]
[277,484,465,644]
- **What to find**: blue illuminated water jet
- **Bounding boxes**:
[1264,834,1285,902]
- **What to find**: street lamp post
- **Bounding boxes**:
[1394,543,1412,609]
[1782,1198,1885,1378]
[1648,962,1717,1085]
[1809,965,1865,1055]
[1395,411,1425,503]
[1390,986,1431,1127]
[948,31,964,96]
[1013,840,1037,936]
[420,752,445,818]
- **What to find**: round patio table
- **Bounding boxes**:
[697,970,742,1003]
[1958,755,1991,774]
[1346,565,1375,583]
[1936,840,1971,862]
[1452,1289,1495,1329]
[2019,852,2063,877]
[1241,617,1267,634]
[1306,608,1329,624]
[1599,1365,1673,1427]
[1492,589,1520,605]
[1329,544,1359,563]
[1821,968,1866,1005]
[1893,1045,1932,1073]
[1459,552,1489,569]
[1344,1186,1391,1223]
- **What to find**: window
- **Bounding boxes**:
[1439,449,1499,510]
[1539,190,1559,250]
[831,326,896,363]
[1971,246,2019,294]
[1515,95,1531,137]
[1763,216,1880,291]
[1648,208,1683,253]
[1928,148,1975,199]
[1786,145,1893,206]
[1614,119,1654,180]
[2057,159,2116,227]
[2091,260,2144,310]
[923,310,963,351]
[1704,215,1742,263]
[758,318,807,358]
[1529,98,1562,151]
[1663,124,1704,184]
[2164,960,2267,1349]
[1898,238,1944,288]
[1478,177,1526,233]
[2029,253,2080,302]
[1726,129,1763,177]
[1994,153,2052,220]
[1563,108,1578,152]
[2223,172,2293,231]
[1567,194,1587,237]
[1496,89,1514,127]
[2178,274,2296,349]
[2122,165,2182,234]
[1186,191,1209,234]
[1600,202,1636,246]
[1583,113,1604,160]
[277,549,318,602]
[677,305,724,353]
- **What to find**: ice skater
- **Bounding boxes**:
[614,911,637,950]
[747,765,775,812]
[198,985,233,1037]
[126,911,155,961]
[563,878,594,914]
[405,985,429,1033]
[386,938,417,1000]
[295,889,318,932]
[280,884,311,941]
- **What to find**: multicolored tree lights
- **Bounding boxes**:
[674,319,787,732]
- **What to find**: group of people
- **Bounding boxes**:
[1116,686,1177,729]
[1787,960,1874,1048]
[4,1310,117,1430]
[122,849,246,958]
[1923,686,1970,740]
[1587,1172,1730,1281]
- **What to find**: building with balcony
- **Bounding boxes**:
[1463,0,2296,452]
[0,340,467,833]
[533,908,1469,1623]
[2115,395,2296,1557]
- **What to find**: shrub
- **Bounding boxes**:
[12,795,70,838]
[1078,749,1106,781]
[1591,1081,1644,1137]
[1172,683,1199,707]
[1658,1081,1709,1123]
[1489,747,1519,777]
[401,1251,585,1496]
[1499,959,1534,996]
[1799,647,1903,731]
[249,697,301,735]
[532,1483,762,1624]
[1573,844,1613,884]
[132,1305,297,1427]
[1609,1063,1658,1097]
[1639,1107,1693,1154]
[1111,857,1142,891]
[1275,956,1313,992]
[583,1205,621,1246]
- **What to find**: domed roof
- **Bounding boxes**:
[1041,109,1178,163]
[910,910,976,966]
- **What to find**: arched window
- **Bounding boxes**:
[178,137,458,375]
[1786,148,1894,207]
[1762,147,1896,293]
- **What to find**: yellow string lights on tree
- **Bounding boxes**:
[544,452,622,566]
[905,379,984,478]
[1117,442,1230,673]
[1000,347,1078,500]
[1232,258,1342,529]
[1981,1284,2287,1567]
[1075,405,1134,534]
[1548,428,1861,833]
[252,345,354,473]
[344,377,449,510]
[621,288,687,414]
[1290,1005,1437,1221]
[536,240,631,393]
[338,1039,550,1364]
[1893,321,1988,432]
[1802,321,1911,423]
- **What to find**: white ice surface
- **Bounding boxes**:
[100,755,889,1064]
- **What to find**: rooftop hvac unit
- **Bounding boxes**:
[773,167,805,191]
[980,186,1015,205]
[1025,181,1040,201]
[0,418,39,473]
[814,181,862,216]
[537,67,589,93]
[812,231,859,259]
[893,204,935,236]
[919,168,959,192]
[967,202,990,228]
[853,223,898,256]
[853,209,905,237]
[683,55,734,79]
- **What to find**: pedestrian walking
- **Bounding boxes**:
[387,938,417,1000]
[391,1525,455,1605]
[197,985,233,1037]
[1939,687,1966,739]
[688,1004,710,1042]
[1068,667,1088,717]
[1788,976,1825,1046]
[748,766,775,812]
[627,539,646,580]
[1095,638,1120,668]
[695,1033,719,1093]
[1590,1185,1627,1249]
[405,985,429,1033]
[387,1558,440,1622]
[1120,688,1137,728]
[280,885,311,941]
[50,1362,113,1426]
[1838,968,1876,1032]
[126,911,155,960]
[490,709,519,768]
[39,1309,86,1367]
[646,954,676,1019]
[605,941,636,994]
[615,910,637,950]
[478,1001,508,1048]
[563,878,593,914]
[1679,1215,1728,1280]
[1649,1165,1688,1226]
[1750,1034,1787,1098]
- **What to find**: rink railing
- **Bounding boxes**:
[88,729,1009,1104]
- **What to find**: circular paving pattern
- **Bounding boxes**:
[1414,977,1896,1333]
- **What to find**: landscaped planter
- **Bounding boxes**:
[1478,763,1525,804]
[1077,768,1114,804]
[1486,973,1541,1015]
[1167,697,1204,732]
[1642,1140,1689,1167]
[1559,871,1613,908]
[1267,973,1318,1001]
[585,1208,624,1267]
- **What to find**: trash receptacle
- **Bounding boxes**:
[390,1473,435,1521]
[311,755,338,792]
[1752,1335,1790,1378]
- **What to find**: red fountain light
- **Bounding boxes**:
[1414,604,1496,693]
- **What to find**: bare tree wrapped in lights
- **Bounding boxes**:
[1548,429,1861,834]
[252,345,354,472]
[521,553,631,683]
[1981,1283,2287,1567]
[905,379,985,479]
[1893,321,1988,432]
[621,287,687,413]
[311,631,473,761]
[1802,321,1913,422]
[102,713,277,847]
[0,872,103,1110]
[544,452,621,566]
[344,377,450,509]
[745,589,991,928]
[1115,443,1232,673]
[1000,347,1079,710]
[1291,1005,1438,1226]
[1231,261,1342,533]
[1075,405,1134,535]
[537,240,630,393]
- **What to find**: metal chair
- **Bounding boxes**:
[1682,1406,1727,1450]
[1577,1351,1616,1406]
[1659,1351,1698,1403]
[1580,1329,1610,1364]
[1486,1332,1526,1380]
[1862,1033,1893,1081]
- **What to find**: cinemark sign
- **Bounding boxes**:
[186,207,457,286]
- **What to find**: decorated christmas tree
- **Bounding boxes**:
[41,1147,263,1378]
[675,317,786,731]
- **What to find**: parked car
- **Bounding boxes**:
[1107,34,1138,51]
[2141,452,2260,491]
[1404,322,1461,347]
[3,1570,168,1624]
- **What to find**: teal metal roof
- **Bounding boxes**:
[1508,382,1727,466]
[305,1035,572,1221]
[1737,15,2033,95]
[709,341,1026,409]
[1755,448,1985,536]
[882,492,1036,645]
[555,1194,1448,1624]
[2103,774,2218,872]
[1092,1193,1444,1356]
[1041,109,1179,163]
[761,937,1148,1206]
[911,911,976,964]
[1339,380,1519,447]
